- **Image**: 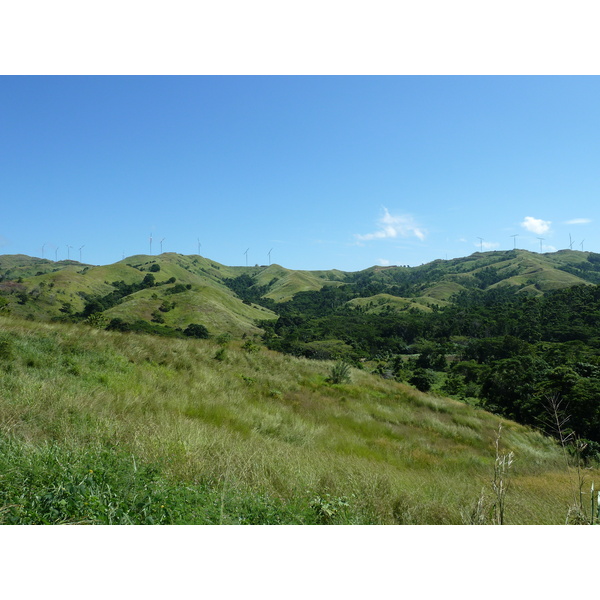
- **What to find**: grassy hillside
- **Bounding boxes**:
[2,249,599,331]
[0,253,278,338]
[0,315,596,525]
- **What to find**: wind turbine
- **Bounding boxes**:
[149,233,153,255]
[42,243,46,259]
[268,248,273,265]
[510,234,518,250]
[55,247,58,261]
[67,245,73,260]
[244,248,249,267]
[581,240,585,251]
[477,237,484,252]
[569,233,574,250]
[79,245,85,262]
[537,237,544,253]
[160,238,165,254]
[197,238,202,255]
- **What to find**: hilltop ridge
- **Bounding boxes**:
[1,248,599,339]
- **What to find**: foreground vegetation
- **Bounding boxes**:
[1,315,597,524]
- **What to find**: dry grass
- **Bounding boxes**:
[1,315,596,524]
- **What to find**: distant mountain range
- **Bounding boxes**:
[1,249,599,338]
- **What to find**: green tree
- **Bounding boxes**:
[142,273,156,288]
[409,368,435,392]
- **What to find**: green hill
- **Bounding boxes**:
[2,249,598,325]
[0,314,594,525]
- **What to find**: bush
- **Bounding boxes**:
[151,311,165,324]
[328,361,352,384]
[149,263,161,272]
[216,333,232,346]
[242,339,259,353]
[214,348,227,361]
[106,318,131,332]
[166,284,187,295]
[184,323,210,339]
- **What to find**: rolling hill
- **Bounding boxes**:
[2,249,599,337]
[2,249,600,524]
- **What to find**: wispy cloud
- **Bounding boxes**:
[565,218,591,225]
[377,258,391,266]
[356,208,426,243]
[521,216,551,235]
[475,241,500,250]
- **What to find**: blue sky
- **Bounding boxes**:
[2,76,599,271]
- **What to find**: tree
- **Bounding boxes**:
[409,368,435,392]
[142,273,156,288]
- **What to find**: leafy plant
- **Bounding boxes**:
[214,348,227,362]
[328,361,352,384]
[310,493,350,524]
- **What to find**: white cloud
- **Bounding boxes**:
[565,218,591,225]
[521,216,551,235]
[378,258,391,266]
[475,241,500,250]
[356,208,426,243]
[458,237,467,243]
[545,245,557,252]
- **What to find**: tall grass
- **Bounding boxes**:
[0,315,593,524]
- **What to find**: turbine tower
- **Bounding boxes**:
[581,240,585,252]
[477,237,484,252]
[160,238,165,254]
[42,243,46,259]
[197,238,202,255]
[149,233,153,255]
[55,247,58,262]
[537,237,544,253]
[510,234,518,250]
[67,245,73,260]
[569,233,574,250]
[79,245,85,263]
[244,248,249,267]
[268,248,273,265]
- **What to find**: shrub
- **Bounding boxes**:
[106,318,131,332]
[166,284,187,295]
[242,339,259,353]
[149,264,161,272]
[151,311,165,324]
[184,323,209,339]
[86,313,109,329]
[328,361,352,384]
[216,333,232,346]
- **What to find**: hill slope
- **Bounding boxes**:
[0,315,596,524]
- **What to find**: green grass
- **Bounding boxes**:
[1,314,596,524]
[3,248,597,332]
